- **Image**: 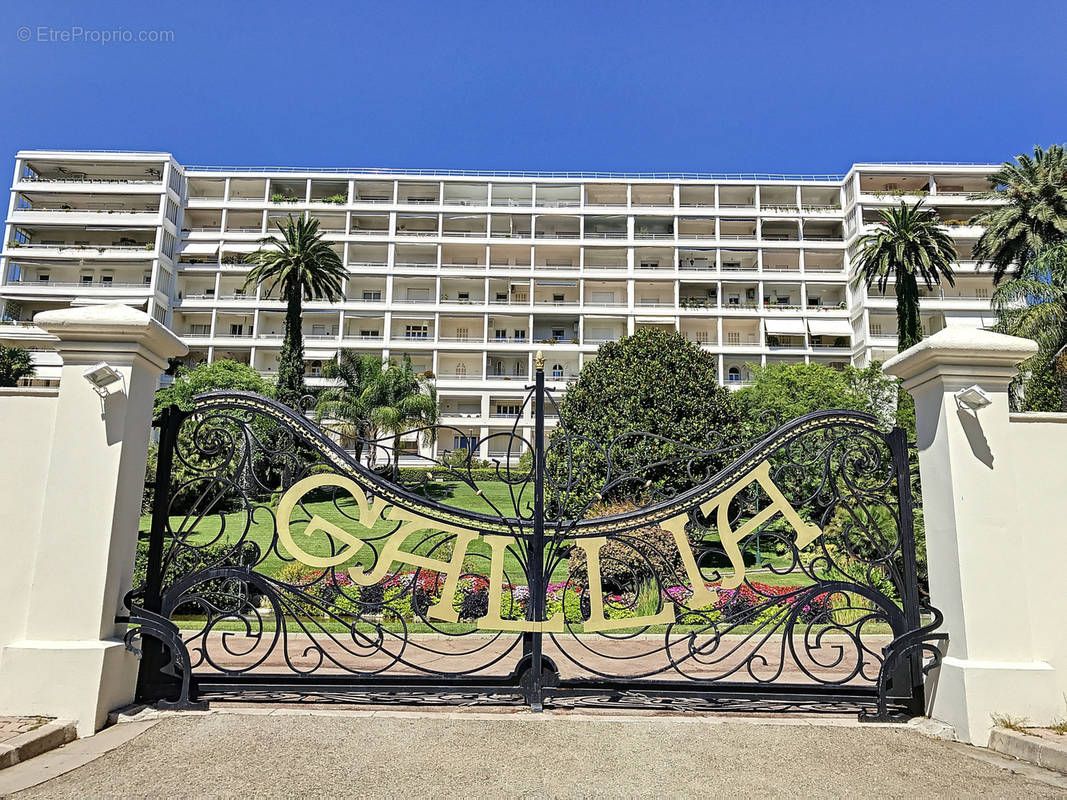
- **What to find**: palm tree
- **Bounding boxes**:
[366,356,439,472]
[972,144,1067,283]
[313,353,438,470]
[992,242,1067,409]
[313,350,386,461]
[855,201,958,351]
[244,215,346,407]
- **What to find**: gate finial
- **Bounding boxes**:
[534,350,545,370]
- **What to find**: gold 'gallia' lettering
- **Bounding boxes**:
[274,461,820,631]
[275,474,477,623]
[661,460,822,608]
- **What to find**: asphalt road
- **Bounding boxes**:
[10,712,1066,799]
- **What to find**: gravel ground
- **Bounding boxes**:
[11,713,1065,799]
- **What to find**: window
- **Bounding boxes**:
[727,331,741,345]
[727,367,741,383]
[514,329,526,341]
[37,272,50,282]
[190,323,210,335]
[640,261,659,269]
[457,291,470,301]
[551,328,565,340]
[101,275,113,284]
[312,324,326,336]
[81,274,93,283]
[551,363,564,378]
[307,360,323,377]
[453,435,475,451]
[362,290,382,301]
[405,324,428,339]
[230,323,244,336]
[358,328,379,339]
[455,327,469,340]
[494,362,504,375]
[495,404,521,416]
[495,293,508,302]
[727,295,740,306]
[552,293,565,302]
[494,328,507,340]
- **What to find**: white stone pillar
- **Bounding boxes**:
[883,327,1058,745]
[0,304,187,735]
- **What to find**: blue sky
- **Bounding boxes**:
[1,0,1065,174]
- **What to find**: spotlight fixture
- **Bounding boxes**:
[83,362,123,396]
[954,384,992,411]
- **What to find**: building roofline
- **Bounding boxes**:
[11,150,1002,181]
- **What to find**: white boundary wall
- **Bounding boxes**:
[886,328,1067,745]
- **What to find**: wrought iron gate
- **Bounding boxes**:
[128,362,945,718]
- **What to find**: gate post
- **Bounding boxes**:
[0,304,187,736]
[884,327,1059,745]
[525,350,547,710]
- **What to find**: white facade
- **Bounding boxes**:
[0,151,1001,457]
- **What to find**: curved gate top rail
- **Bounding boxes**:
[127,365,946,719]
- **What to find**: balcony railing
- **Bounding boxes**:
[15,206,158,215]
[9,279,149,288]
[7,243,153,251]
[20,176,161,185]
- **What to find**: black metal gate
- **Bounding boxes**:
[128,363,945,718]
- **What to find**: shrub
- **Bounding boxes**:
[566,501,696,592]
[132,539,258,614]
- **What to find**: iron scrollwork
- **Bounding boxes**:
[127,374,942,719]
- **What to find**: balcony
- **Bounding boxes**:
[19,160,165,187]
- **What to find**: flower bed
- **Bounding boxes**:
[273,566,834,629]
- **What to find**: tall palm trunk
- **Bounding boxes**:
[277,285,305,408]
[895,272,922,352]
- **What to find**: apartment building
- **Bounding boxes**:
[0,151,1000,458]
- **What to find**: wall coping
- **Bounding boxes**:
[0,386,60,398]
[1009,411,1067,424]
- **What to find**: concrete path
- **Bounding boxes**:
[6,710,1067,799]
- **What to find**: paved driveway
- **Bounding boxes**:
[8,710,1066,799]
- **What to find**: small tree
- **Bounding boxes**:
[547,329,741,515]
[154,359,274,414]
[0,345,34,387]
[734,361,896,431]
